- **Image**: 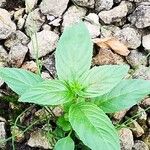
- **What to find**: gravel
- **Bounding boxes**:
[0,0,150,149]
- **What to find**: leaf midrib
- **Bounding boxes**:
[75,104,114,149]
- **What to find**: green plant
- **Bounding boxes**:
[1,22,150,150]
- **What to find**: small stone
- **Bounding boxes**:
[52,106,63,117]
[41,72,52,79]
[62,5,87,29]
[11,126,24,142]
[0,117,6,122]
[0,122,6,149]
[129,106,147,126]
[141,97,150,108]
[42,24,51,30]
[95,0,113,12]
[142,34,150,52]
[25,0,38,13]
[22,61,38,73]
[14,8,25,20]
[43,54,56,77]
[0,8,16,39]
[115,18,127,27]
[128,4,150,28]
[49,18,61,27]
[114,27,141,49]
[40,0,69,17]
[8,44,28,67]
[0,45,8,67]
[73,0,94,8]
[113,110,128,122]
[99,1,128,24]
[125,1,135,14]
[25,8,46,35]
[118,128,134,150]
[17,17,25,29]
[9,10,15,18]
[0,0,6,7]
[142,130,150,149]
[84,13,100,38]
[133,140,149,150]
[129,120,144,137]
[126,50,147,68]
[93,49,125,65]
[101,25,120,38]
[4,30,29,48]
[23,14,28,20]
[47,15,55,21]
[35,108,49,119]
[132,66,150,80]
[28,30,59,59]
[27,129,52,149]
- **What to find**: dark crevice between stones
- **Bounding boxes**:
[138,45,149,67]
[5,0,25,10]
[37,0,42,5]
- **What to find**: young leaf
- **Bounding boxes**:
[19,80,73,106]
[69,102,120,150]
[81,65,129,97]
[94,79,150,113]
[55,21,93,81]
[57,116,72,131]
[54,136,75,150]
[0,67,43,95]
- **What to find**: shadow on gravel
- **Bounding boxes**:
[5,0,25,10]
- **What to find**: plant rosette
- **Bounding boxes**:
[1,22,150,150]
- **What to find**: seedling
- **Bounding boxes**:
[1,22,150,150]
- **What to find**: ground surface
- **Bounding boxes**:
[0,0,150,150]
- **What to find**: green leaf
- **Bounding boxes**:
[69,102,120,150]
[94,79,150,113]
[0,67,43,95]
[81,65,129,97]
[53,127,65,139]
[54,136,75,150]
[55,21,93,82]
[19,80,73,105]
[57,116,72,131]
